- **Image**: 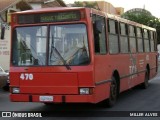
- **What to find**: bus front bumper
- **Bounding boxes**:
[10,94,95,103]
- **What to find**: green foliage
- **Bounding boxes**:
[84,1,98,9]
[73,1,84,7]
[73,1,98,9]
[122,11,160,44]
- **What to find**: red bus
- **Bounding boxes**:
[10,7,158,107]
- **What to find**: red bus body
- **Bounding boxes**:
[10,8,158,105]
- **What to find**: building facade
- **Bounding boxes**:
[27,0,66,9]
[0,0,32,70]
[0,0,66,70]
[71,0,124,16]
[96,1,124,15]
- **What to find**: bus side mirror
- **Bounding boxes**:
[1,27,5,40]
[95,20,102,33]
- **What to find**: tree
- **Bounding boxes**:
[122,10,160,44]
[72,1,83,7]
[84,1,98,9]
[73,1,98,10]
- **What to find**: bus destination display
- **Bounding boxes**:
[18,11,80,24]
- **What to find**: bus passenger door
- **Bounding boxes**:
[92,14,110,101]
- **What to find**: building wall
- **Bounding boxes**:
[0,0,66,70]
[0,6,21,70]
[42,2,62,8]
[30,3,42,9]
[83,1,124,15]
[0,25,10,70]
[116,7,124,15]
[1,12,6,21]
[27,0,66,8]
[97,1,124,15]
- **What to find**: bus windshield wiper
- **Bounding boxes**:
[50,35,71,70]
[52,46,71,70]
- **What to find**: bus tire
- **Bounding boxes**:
[141,70,149,89]
[106,76,118,107]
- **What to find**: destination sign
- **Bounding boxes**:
[18,11,81,24]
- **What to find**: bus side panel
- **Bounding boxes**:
[135,54,146,85]
[149,53,158,78]
[109,54,133,92]
[94,83,110,103]
[137,53,157,83]
[120,77,130,93]
[94,55,112,102]
[150,69,156,79]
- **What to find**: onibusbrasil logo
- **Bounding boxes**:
[1,112,42,118]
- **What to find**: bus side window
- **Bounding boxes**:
[143,29,150,52]
[150,31,154,52]
[92,14,107,54]
[108,19,119,54]
[153,31,157,51]
[120,22,129,53]
[129,25,137,53]
[137,27,144,52]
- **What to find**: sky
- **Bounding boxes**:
[64,0,160,18]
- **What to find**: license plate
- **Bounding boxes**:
[39,96,53,102]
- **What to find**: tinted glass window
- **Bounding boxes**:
[12,26,47,66]
[49,24,90,65]
[108,19,119,54]
[92,15,107,54]
[120,23,128,53]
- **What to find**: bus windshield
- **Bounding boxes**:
[12,24,90,66]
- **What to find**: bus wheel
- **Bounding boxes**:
[141,70,149,89]
[106,77,117,107]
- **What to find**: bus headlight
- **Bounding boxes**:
[12,87,20,94]
[79,88,90,95]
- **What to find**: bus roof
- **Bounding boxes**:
[106,13,155,31]
[91,8,156,31]
[12,7,86,14]
[12,7,156,31]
